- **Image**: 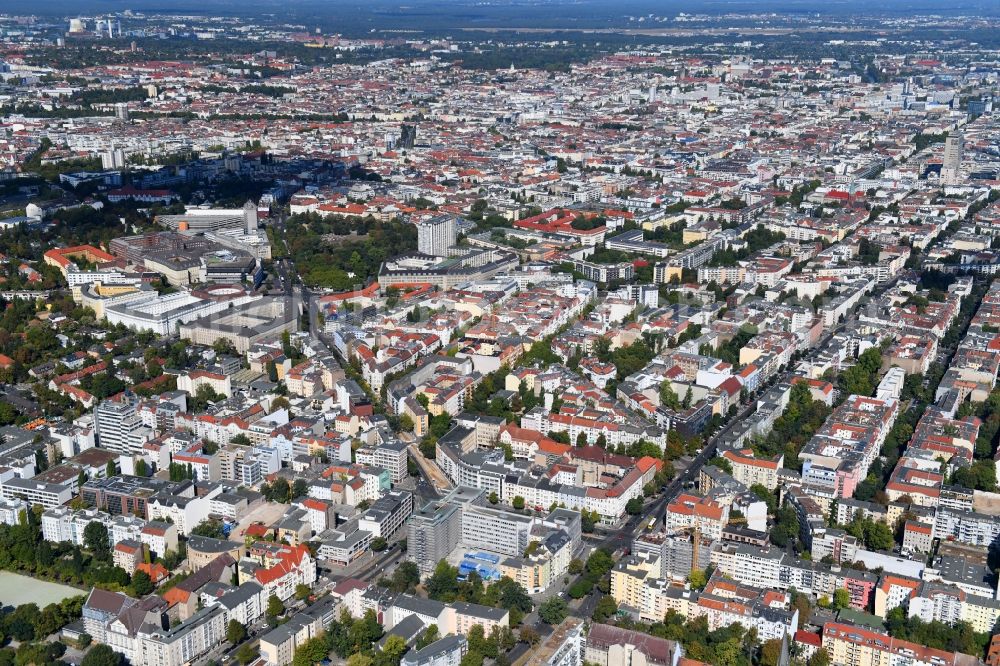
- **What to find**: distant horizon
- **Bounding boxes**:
[4,0,999,18]
[3,0,997,43]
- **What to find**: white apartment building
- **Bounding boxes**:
[133,605,227,666]
[354,439,409,483]
[417,216,457,257]
[933,507,1000,549]
[147,489,219,536]
[246,545,317,602]
[1,478,74,509]
[177,370,232,399]
[213,581,266,627]
[140,521,179,559]
[721,449,783,491]
[357,490,414,539]
[461,503,533,557]
[522,618,583,666]
[43,507,106,545]
[0,497,26,526]
[402,636,468,666]
[317,528,373,567]
[96,398,152,455]
[42,507,149,548]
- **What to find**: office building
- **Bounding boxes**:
[1,478,74,509]
[104,286,257,336]
[96,397,152,455]
[942,133,963,185]
[82,476,175,518]
[155,200,260,234]
[354,439,409,484]
[399,124,417,150]
[417,216,457,257]
[357,490,414,539]
[408,499,462,575]
[378,250,519,290]
[461,504,533,557]
[407,487,483,574]
[179,297,296,355]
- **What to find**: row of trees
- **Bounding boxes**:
[266,608,384,666]
[609,609,831,666]
[750,381,832,469]
[954,351,1000,491]
[260,476,310,503]
[566,548,615,599]
[0,510,134,592]
[592,336,656,384]
[885,607,989,658]
[705,226,786,267]
[702,324,756,367]
[592,581,825,666]
[870,282,991,497]
[0,595,84,644]
[837,346,884,398]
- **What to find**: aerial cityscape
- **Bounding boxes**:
[0,2,997,666]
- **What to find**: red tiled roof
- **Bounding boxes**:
[245,524,270,538]
[253,544,310,586]
[43,244,115,268]
[136,562,170,583]
[794,630,822,647]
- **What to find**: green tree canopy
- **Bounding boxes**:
[266,594,285,618]
[538,597,568,625]
[226,619,247,645]
[82,644,121,666]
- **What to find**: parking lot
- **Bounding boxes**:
[228,501,291,542]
